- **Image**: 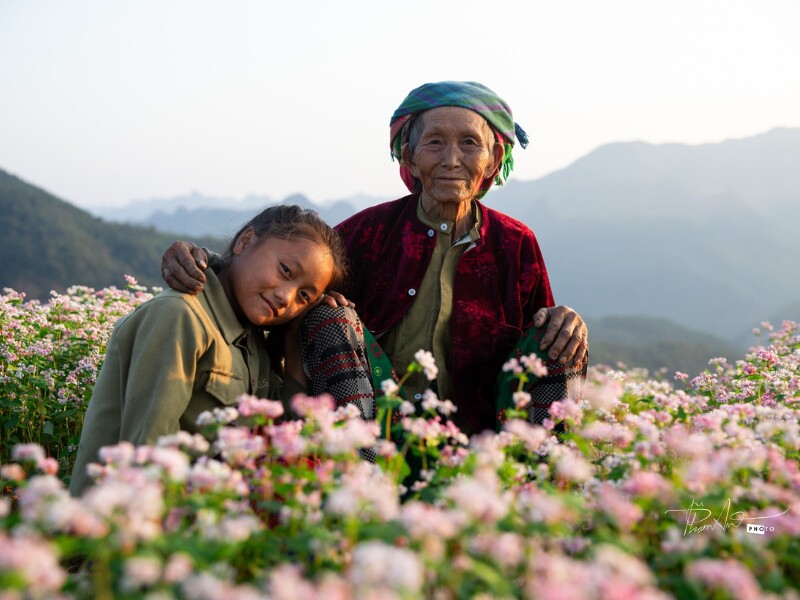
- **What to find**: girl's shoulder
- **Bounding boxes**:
[113,288,213,337]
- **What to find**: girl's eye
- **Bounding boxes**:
[280,263,291,277]
[299,291,311,303]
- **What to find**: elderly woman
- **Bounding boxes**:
[163,81,588,435]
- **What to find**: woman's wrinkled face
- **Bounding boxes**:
[406,106,503,209]
[226,232,334,327]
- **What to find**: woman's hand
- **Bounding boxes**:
[534,305,589,366]
[161,242,209,294]
[318,291,355,308]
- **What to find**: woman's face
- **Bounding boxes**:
[225,232,334,327]
[406,106,503,209]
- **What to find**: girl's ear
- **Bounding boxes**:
[232,227,258,256]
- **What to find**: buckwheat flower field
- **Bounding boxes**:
[1,281,798,599]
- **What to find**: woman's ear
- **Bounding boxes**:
[485,141,505,179]
[232,227,257,256]
[401,143,420,178]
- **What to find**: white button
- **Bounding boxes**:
[408,288,416,296]
[414,393,423,400]
[440,223,448,231]
[427,229,435,237]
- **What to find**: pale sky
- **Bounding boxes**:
[1,0,798,208]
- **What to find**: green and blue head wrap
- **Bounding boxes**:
[389,81,529,197]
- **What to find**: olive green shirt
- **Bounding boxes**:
[70,269,303,495]
[380,199,481,403]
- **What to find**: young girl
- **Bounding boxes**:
[69,205,348,495]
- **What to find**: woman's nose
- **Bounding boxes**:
[442,143,461,166]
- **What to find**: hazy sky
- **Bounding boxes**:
[1,0,798,208]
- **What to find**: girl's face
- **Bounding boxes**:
[225,230,334,327]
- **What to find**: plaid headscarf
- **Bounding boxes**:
[390,81,529,197]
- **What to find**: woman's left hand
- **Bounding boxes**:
[534,305,589,366]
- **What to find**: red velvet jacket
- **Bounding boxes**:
[335,195,555,434]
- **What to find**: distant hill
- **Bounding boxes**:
[488,127,800,341]
[0,169,223,299]
[586,315,743,377]
[91,191,275,224]
[93,192,361,238]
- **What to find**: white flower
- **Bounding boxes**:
[414,349,438,381]
[421,389,440,412]
[349,541,423,593]
[399,401,416,415]
[521,353,549,378]
[512,391,532,408]
[380,378,399,397]
[122,556,162,591]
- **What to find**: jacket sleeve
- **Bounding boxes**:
[114,296,209,445]
[520,231,555,330]
[70,297,209,496]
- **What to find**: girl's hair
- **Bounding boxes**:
[223,205,348,291]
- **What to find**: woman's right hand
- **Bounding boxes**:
[161,241,209,294]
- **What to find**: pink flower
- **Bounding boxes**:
[549,399,584,422]
[1,463,26,482]
[163,553,194,584]
[583,379,622,411]
[291,393,335,418]
[444,473,509,523]
[621,470,673,500]
[554,449,593,484]
[215,427,266,467]
[237,394,285,419]
[98,441,136,466]
[686,558,762,600]
[593,483,643,531]
[504,419,549,453]
[268,421,307,459]
[320,418,379,455]
[12,444,46,464]
[37,457,59,476]
[520,353,549,378]
[0,531,66,593]
[581,422,635,449]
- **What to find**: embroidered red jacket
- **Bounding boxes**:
[335,194,555,434]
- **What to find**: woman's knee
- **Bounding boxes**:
[300,303,366,354]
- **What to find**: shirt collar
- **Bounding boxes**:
[416,197,482,243]
[203,268,252,345]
